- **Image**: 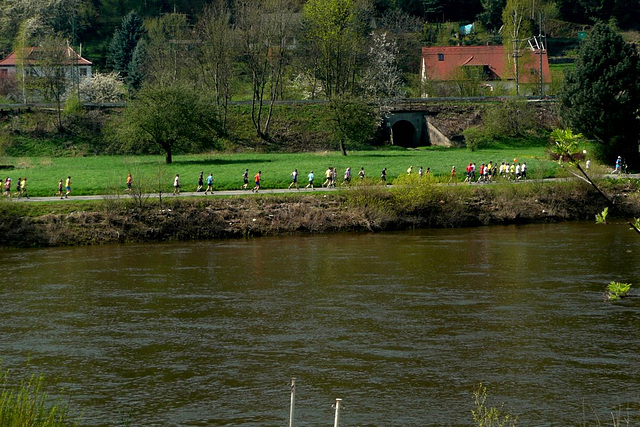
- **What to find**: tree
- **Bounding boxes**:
[236,0,299,142]
[558,21,640,168]
[79,72,125,103]
[502,0,533,93]
[32,35,70,132]
[301,0,369,99]
[477,0,506,33]
[0,0,91,52]
[362,31,403,100]
[126,38,147,91]
[108,11,146,84]
[196,1,239,132]
[115,84,222,163]
[143,13,197,88]
[329,96,380,156]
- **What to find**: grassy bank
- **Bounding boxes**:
[2,178,638,248]
[0,145,569,197]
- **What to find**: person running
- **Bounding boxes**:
[464,163,472,183]
[3,177,11,197]
[288,168,299,190]
[358,167,365,180]
[426,167,431,174]
[407,165,413,175]
[449,165,456,182]
[380,167,387,184]
[252,171,261,192]
[196,171,204,192]
[341,167,351,186]
[242,169,249,190]
[418,166,423,177]
[204,173,214,194]
[322,167,333,187]
[614,156,622,174]
[173,174,180,195]
[20,177,28,198]
[15,177,21,197]
[126,173,133,192]
[306,170,315,189]
[521,162,527,180]
[65,176,72,198]
[58,179,64,198]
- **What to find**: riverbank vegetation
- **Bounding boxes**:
[0,368,78,427]
[2,177,638,248]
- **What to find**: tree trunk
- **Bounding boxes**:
[165,146,173,164]
[339,139,348,156]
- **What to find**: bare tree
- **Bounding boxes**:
[32,35,71,131]
[236,0,299,142]
[144,12,198,88]
[196,1,239,132]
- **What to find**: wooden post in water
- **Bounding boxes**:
[289,378,296,427]
[333,398,342,427]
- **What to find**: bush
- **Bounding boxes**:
[463,127,494,151]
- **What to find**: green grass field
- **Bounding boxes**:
[0,145,569,197]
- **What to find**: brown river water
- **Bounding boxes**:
[1,221,639,426]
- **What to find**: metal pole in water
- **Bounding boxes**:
[333,398,342,427]
[289,378,296,427]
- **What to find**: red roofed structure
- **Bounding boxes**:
[0,46,92,80]
[421,45,550,89]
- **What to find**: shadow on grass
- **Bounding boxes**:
[171,158,273,166]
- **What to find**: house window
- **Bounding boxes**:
[80,68,87,77]
[0,69,7,76]
[437,53,445,61]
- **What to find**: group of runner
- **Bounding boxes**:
[1,176,29,198]
[457,160,528,183]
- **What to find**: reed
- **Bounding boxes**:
[0,368,79,427]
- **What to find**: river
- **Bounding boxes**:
[1,222,639,426]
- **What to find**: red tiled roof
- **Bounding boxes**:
[422,45,551,83]
[0,47,92,67]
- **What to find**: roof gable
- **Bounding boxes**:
[0,47,92,67]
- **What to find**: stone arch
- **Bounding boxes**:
[391,119,419,148]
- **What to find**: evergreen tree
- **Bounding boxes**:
[126,39,147,91]
[477,0,506,32]
[108,11,146,80]
[558,21,640,168]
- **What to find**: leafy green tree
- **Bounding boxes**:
[115,84,222,163]
[558,22,640,168]
[329,96,380,156]
[302,0,369,99]
[108,11,146,82]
